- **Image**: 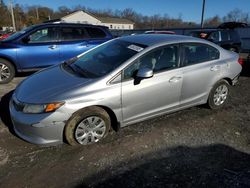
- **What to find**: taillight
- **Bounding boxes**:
[238,58,244,65]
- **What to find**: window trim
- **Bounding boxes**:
[180,42,220,67]
[122,43,181,82]
[107,72,122,85]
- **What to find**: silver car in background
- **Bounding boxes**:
[9,34,242,146]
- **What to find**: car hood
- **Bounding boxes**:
[15,65,94,103]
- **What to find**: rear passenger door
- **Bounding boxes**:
[58,26,109,62]
[180,43,221,107]
[84,27,110,48]
[58,26,91,61]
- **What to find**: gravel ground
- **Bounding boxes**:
[0,69,249,188]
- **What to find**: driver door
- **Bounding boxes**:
[121,44,183,124]
[17,26,60,70]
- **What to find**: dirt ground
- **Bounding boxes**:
[0,67,250,188]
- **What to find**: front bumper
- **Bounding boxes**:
[9,99,67,146]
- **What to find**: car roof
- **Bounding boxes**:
[120,34,205,46]
[145,30,175,34]
[32,22,109,29]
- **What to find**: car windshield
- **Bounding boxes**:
[2,25,36,42]
[70,39,147,78]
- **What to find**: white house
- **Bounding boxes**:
[61,10,134,30]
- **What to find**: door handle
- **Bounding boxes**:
[80,42,89,47]
[169,76,182,83]
[210,65,220,71]
[48,45,57,50]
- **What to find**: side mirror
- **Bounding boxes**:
[136,67,153,79]
[22,36,30,44]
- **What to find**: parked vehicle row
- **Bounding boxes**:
[9,34,242,146]
[0,31,14,41]
[187,22,247,53]
[188,29,242,52]
[0,22,113,84]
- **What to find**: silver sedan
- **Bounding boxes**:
[9,34,242,146]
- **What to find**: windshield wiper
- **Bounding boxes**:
[66,63,77,73]
[72,64,96,78]
[63,57,78,65]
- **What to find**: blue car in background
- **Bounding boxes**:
[0,22,113,84]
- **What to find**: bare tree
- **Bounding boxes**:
[204,15,221,27]
[223,8,249,23]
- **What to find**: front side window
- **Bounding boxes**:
[208,31,219,42]
[66,39,147,78]
[123,45,179,80]
[28,27,57,43]
[182,43,220,66]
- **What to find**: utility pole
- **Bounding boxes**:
[9,0,16,32]
[200,0,206,28]
[36,7,39,20]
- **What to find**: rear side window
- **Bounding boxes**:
[182,43,220,66]
[86,27,106,38]
[60,27,88,41]
[220,31,230,41]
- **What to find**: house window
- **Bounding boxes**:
[110,25,113,29]
[129,25,131,29]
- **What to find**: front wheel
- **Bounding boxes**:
[207,80,230,109]
[64,107,111,146]
[0,59,15,84]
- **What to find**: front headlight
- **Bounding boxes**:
[22,102,64,114]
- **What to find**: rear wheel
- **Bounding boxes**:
[207,80,230,109]
[64,106,111,146]
[0,59,15,84]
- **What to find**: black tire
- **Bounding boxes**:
[207,80,230,109]
[64,106,111,146]
[0,59,15,84]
